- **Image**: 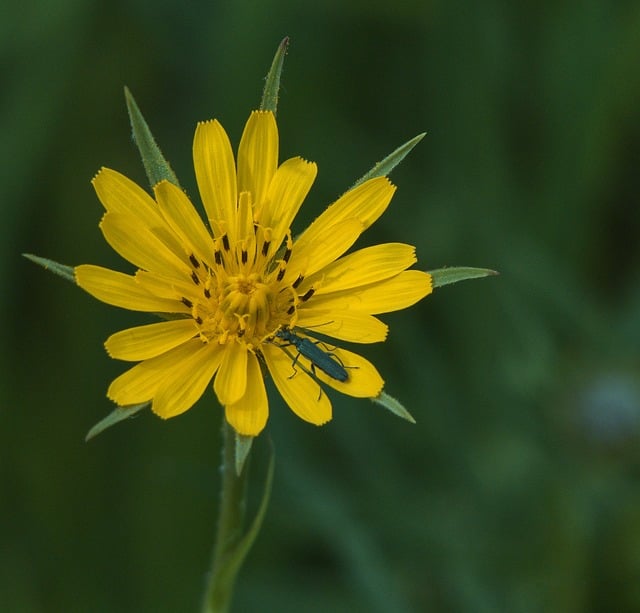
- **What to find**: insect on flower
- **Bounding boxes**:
[274,327,349,383]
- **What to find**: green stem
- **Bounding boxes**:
[202,420,250,613]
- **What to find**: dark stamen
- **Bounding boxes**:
[300,288,315,302]
[222,234,230,251]
[189,254,200,268]
[241,249,248,264]
[191,271,200,285]
[204,288,211,299]
[262,240,271,256]
[292,274,304,288]
[214,250,222,265]
[181,297,193,308]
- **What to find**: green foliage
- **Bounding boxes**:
[85,403,149,441]
[235,433,254,476]
[260,37,289,115]
[371,391,416,424]
[125,87,180,189]
[352,132,426,187]
[23,254,76,284]
[429,266,498,288]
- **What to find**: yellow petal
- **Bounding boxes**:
[308,270,433,315]
[261,157,317,254]
[75,264,187,313]
[135,270,195,302]
[293,177,395,256]
[92,168,160,221]
[308,243,416,295]
[235,191,254,242]
[108,339,214,406]
[153,181,216,269]
[93,168,185,257]
[263,344,332,425]
[295,309,388,343]
[213,342,248,406]
[316,347,384,398]
[152,341,224,418]
[100,212,190,277]
[237,111,278,215]
[108,364,158,406]
[225,351,268,436]
[193,120,237,236]
[285,217,364,282]
[105,319,198,361]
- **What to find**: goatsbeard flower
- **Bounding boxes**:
[75,110,432,436]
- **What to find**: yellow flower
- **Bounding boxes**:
[75,111,432,436]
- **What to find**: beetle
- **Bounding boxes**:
[275,327,348,383]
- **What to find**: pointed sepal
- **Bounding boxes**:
[23,254,76,284]
[372,391,416,424]
[235,433,254,476]
[124,87,180,189]
[260,37,289,115]
[353,132,426,188]
[85,402,149,441]
[429,266,498,288]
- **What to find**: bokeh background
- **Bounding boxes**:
[3,1,640,611]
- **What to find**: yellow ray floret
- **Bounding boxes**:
[75,265,188,313]
[308,270,433,315]
[237,111,279,216]
[105,319,198,361]
[225,351,269,436]
[193,120,237,236]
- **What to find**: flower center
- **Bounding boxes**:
[181,226,299,347]
[218,273,271,339]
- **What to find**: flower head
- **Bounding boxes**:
[76,111,432,436]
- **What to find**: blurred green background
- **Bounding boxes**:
[3,1,640,611]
